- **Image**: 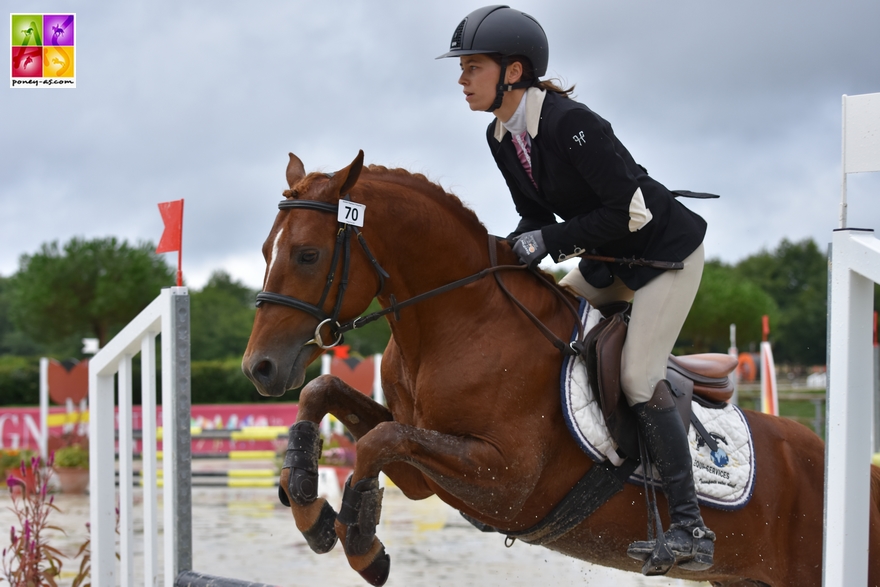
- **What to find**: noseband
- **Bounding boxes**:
[255,196,390,349]
[255,196,587,355]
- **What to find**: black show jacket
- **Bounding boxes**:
[487,90,707,290]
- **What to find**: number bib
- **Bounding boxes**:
[338,201,365,227]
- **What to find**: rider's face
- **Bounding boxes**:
[458,55,500,112]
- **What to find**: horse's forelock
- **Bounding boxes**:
[281,172,332,200]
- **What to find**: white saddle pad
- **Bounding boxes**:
[561,300,756,510]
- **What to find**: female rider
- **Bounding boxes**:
[437,5,715,576]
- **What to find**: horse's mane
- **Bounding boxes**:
[360,165,487,235]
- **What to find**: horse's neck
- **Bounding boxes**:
[366,187,494,362]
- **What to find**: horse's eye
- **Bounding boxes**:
[298,250,319,265]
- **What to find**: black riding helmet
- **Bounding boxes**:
[436,5,549,112]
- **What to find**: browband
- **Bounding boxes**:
[278,200,338,213]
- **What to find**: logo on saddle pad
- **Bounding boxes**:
[697,432,729,468]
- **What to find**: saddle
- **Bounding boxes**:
[584,304,737,460]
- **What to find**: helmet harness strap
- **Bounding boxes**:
[486,55,537,113]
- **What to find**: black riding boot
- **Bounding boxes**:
[626,379,715,575]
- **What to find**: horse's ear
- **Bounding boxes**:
[286,153,306,188]
[330,150,364,197]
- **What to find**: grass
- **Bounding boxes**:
[736,385,826,438]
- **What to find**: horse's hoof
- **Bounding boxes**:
[358,548,391,587]
[302,500,339,554]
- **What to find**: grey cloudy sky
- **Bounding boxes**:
[2,0,879,290]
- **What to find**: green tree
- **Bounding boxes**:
[344,299,392,357]
[0,276,44,356]
[190,271,257,361]
[8,237,174,356]
[735,238,828,365]
[679,260,779,353]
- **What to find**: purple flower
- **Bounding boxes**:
[6,475,23,488]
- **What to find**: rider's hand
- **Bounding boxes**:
[512,230,547,269]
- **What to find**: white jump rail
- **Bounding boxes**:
[824,92,880,586]
[89,287,192,587]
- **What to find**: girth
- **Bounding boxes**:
[461,459,640,546]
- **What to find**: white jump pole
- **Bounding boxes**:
[728,324,738,406]
[39,358,49,461]
[373,353,384,406]
[320,353,332,437]
[825,229,880,586]
[823,92,880,587]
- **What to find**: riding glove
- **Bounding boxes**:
[513,230,547,268]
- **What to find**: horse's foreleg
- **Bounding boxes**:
[295,374,394,438]
[289,374,435,497]
[280,374,393,556]
[336,475,391,586]
[334,420,542,586]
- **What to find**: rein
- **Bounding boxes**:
[255,197,586,356]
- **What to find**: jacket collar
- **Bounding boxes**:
[493,87,546,142]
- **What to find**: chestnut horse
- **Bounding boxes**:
[242,151,880,587]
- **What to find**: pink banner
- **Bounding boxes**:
[0,403,299,454]
[0,407,52,451]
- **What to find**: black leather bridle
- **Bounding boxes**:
[255,195,587,355]
[255,196,389,349]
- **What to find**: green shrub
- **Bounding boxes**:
[0,449,35,486]
[53,444,89,469]
[0,356,40,406]
[190,357,319,404]
[0,354,321,407]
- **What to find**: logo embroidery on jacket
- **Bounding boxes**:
[572,131,586,146]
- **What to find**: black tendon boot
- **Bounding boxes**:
[626,380,715,574]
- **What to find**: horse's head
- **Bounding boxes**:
[242,150,382,397]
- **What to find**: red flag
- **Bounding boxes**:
[156,199,184,253]
[156,199,184,286]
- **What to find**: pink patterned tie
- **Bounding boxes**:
[513,131,536,188]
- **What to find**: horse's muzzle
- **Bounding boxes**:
[241,348,309,397]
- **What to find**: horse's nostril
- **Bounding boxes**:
[254,359,275,381]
